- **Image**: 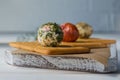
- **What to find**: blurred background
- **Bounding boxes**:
[0,0,120,75]
[0,0,120,42]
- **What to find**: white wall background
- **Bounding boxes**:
[0,0,120,33]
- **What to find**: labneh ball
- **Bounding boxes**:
[38,22,63,47]
[76,22,93,38]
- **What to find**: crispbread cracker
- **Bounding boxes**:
[9,42,90,55]
[61,42,107,48]
[77,38,116,44]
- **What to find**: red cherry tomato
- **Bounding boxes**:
[61,22,79,42]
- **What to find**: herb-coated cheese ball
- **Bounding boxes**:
[76,22,93,38]
[38,22,63,47]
